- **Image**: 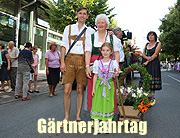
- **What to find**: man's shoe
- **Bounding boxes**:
[22,97,31,101]
[15,95,23,99]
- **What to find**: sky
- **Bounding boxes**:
[108,0,177,51]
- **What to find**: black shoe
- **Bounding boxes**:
[28,90,34,93]
[34,90,39,93]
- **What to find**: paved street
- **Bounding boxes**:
[0,70,180,138]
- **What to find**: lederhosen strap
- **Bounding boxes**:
[68,24,86,54]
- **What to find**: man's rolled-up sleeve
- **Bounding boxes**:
[60,25,69,50]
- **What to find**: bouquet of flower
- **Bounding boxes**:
[123,42,142,59]
[117,86,154,113]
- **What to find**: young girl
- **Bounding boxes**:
[90,42,119,133]
[28,46,39,93]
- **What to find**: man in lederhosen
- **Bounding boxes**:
[60,7,95,124]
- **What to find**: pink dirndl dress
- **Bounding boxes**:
[32,54,39,75]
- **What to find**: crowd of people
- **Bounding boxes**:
[0,6,167,133]
[161,61,180,72]
[0,41,39,100]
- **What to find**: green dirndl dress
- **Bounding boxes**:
[90,78,115,121]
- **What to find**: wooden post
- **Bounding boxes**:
[114,68,126,119]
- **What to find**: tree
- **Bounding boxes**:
[159,0,180,61]
[42,0,116,33]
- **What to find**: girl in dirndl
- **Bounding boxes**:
[91,42,119,133]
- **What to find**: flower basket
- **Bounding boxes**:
[118,106,143,122]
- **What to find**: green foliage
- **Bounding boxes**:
[119,64,152,92]
[159,53,174,61]
[42,0,116,33]
[159,0,180,60]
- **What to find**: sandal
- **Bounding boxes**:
[76,119,82,126]
[52,92,57,96]
[34,90,39,93]
[49,94,53,97]
[6,88,12,93]
[0,88,5,91]
[28,90,34,93]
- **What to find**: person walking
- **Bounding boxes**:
[8,41,19,91]
[15,42,34,101]
[45,42,60,97]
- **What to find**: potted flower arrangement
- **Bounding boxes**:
[117,86,153,113]
[117,86,154,121]
[117,64,153,121]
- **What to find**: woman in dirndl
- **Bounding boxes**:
[140,31,162,105]
[85,14,120,114]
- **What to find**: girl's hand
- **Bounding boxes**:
[0,66,1,70]
[92,90,95,97]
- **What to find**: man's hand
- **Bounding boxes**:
[60,62,66,74]
[86,66,91,79]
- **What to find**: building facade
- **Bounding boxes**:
[0,0,62,70]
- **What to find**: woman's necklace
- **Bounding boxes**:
[98,31,108,43]
[149,42,156,47]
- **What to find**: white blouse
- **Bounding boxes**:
[60,22,95,54]
[93,59,119,74]
[85,31,120,52]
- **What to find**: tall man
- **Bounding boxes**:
[60,7,94,123]
[8,41,19,91]
[112,27,125,71]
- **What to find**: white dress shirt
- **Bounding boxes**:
[118,39,125,62]
[85,31,120,52]
[60,22,95,54]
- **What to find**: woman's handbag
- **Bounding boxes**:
[30,66,35,73]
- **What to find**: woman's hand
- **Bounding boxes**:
[60,62,66,74]
[7,66,10,71]
[108,31,114,36]
[143,61,149,67]
[92,89,95,97]
[146,56,151,61]
[46,68,49,75]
